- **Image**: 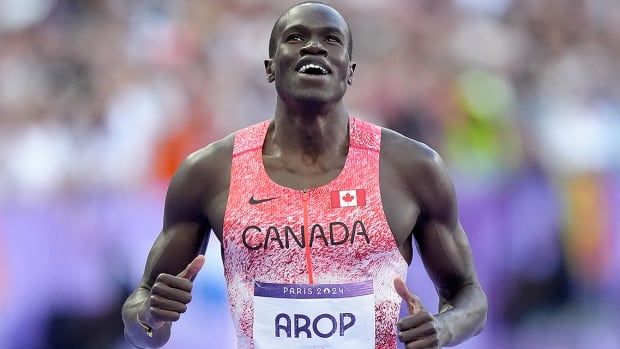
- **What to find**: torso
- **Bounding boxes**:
[200,117,425,349]
[202,120,422,265]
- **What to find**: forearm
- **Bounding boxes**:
[435,283,487,347]
[122,288,172,348]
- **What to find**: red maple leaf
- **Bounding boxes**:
[342,193,355,202]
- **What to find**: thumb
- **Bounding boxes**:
[394,277,424,315]
[176,255,205,280]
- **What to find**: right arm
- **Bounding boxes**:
[122,147,216,348]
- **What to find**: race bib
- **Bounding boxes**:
[253,280,375,349]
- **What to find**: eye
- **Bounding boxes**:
[286,34,304,42]
[325,35,342,44]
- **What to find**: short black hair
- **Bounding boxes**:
[268,1,353,59]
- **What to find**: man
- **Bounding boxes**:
[122,2,487,348]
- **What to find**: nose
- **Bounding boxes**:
[300,41,327,56]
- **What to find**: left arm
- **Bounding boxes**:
[398,150,487,348]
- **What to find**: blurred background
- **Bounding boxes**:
[1,0,619,348]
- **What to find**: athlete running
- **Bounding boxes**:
[122,2,487,348]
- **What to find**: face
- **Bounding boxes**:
[265,4,356,106]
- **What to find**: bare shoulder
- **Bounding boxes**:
[380,127,456,220]
[167,133,236,202]
[175,133,235,182]
[380,127,445,181]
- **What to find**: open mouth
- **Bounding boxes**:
[296,63,329,75]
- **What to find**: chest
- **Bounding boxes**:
[210,158,420,265]
[261,154,347,190]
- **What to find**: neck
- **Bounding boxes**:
[270,98,349,162]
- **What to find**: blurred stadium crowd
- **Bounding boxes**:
[0,0,618,348]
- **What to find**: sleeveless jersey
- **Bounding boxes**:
[222,117,408,348]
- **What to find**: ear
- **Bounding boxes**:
[264,59,275,83]
[347,62,356,85]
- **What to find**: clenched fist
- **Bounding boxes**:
[137,255,205,331]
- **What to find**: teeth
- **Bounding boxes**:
[298,64,328,74]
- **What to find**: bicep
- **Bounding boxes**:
[139,158,211,289]
[411,152,477,300]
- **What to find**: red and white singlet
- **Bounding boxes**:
[222,117,408,349]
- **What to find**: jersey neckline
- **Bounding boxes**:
[258,116,355,192]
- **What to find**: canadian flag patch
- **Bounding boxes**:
[331,189,366,208]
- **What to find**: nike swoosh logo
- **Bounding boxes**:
[249,196,279,205]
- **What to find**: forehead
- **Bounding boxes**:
[278,4,349,35]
